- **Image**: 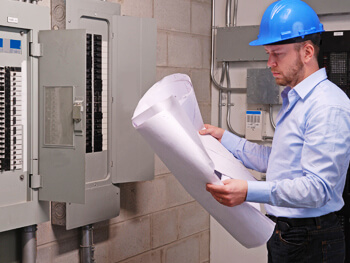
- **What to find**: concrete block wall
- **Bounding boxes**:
[36,0,212,262]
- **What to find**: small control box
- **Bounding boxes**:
[245,110,265,141]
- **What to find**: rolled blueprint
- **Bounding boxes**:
[132,74,275,248]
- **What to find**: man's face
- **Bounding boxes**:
[264,43,305,88]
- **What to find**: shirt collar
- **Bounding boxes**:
[292,68,327,100]
[281,86,291,100]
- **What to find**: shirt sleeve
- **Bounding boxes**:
[269,106,350,208]
[221,130,272,173]
[246,180,273,203]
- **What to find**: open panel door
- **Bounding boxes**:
[111,15,156,184]
[38,29,86,204]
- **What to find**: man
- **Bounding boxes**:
[200,0,350,262]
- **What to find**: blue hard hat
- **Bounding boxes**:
[250,0,324,46]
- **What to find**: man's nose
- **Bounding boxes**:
[267,55,277,68]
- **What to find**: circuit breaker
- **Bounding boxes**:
[0,0,156,232]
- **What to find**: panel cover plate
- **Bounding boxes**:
[38,29,86,204]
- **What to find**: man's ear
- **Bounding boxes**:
[303,42,315,64]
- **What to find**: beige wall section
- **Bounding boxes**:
[36,0,212,262]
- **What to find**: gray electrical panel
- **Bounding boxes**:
[49,0,156,229]
[304,0,350,15]
[0,0,156,232]
[247,68,280,105]
[216,26,268,62]
[0,0,50,232]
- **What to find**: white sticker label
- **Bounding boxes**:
[7,17,18,24]
[334,32,344,36]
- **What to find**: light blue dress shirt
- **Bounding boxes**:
[221,68,350,218]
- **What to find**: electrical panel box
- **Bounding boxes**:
[304,0,350,15]
[318,30,350,97]
[0,0,156,232]
[49,0,156,229]
[0,0,50,232]
[318,30,350,262]
[247,68,280,105]
[245,110,266,141]
[216,26,268,62]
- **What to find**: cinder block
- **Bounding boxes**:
[157,31,168,67]
[109,216,151,262]
[156,67,192,82]
[92,226,110,263]
[113,179,166,223]
[201,36,211,69]
[37,221,79,246]
[119,248,162,263]
[168,34,202,68]
[164,236,200,263]
[155,154,170,176]
[191,1,211,36]
[118,0,153,17]
[178,201,209,239]
[151,208,178,248]
[199,230,210,263]
[154,0,190,32]
[199,103,211,124]
[113,174,193,225]
[49,238,80,263]
[162,174,194,207]
[36,244,52,263]
[191,69,211,103]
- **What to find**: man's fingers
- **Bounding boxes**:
[206,183,228,194]
[199,124,213,135]
[208,191,226,204]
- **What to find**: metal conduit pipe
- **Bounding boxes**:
[22,225,37,263]
[210,0,246,93]
[233,0,238,27]
[224,0,244,137]
[226,0,232,27]
[218,62,227,127]
[81,225,95,263]
[226,63,245,137]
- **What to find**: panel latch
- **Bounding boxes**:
[29,42,42,57]
[30,174,42,189]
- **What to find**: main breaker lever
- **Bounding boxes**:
[73,100,83,123]
[73,99,84,135]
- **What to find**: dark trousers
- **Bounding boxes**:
[267,213,345,263]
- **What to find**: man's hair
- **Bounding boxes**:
[294,34,321,59]
[267,33,322,48]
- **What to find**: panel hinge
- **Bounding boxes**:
[29,42,43,57]
[30,174,42,189]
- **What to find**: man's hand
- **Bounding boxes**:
[199,124,225,142]
[206,179,248,207]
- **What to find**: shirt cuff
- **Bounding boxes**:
[246,180,272,204]
[221,130,242,155]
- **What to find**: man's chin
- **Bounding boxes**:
[274,79,286,86]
